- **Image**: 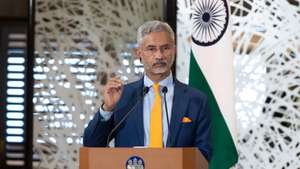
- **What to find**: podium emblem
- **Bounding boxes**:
[126,156,145,169]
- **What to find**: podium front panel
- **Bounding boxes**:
[80,147,208,169]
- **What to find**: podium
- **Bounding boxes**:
[80,147,208,169]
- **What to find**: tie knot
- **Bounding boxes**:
[153,83,160,94]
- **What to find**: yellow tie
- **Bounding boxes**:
[149,83,163,148]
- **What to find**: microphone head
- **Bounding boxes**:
[143,86,150,95]
[162,86,168,93]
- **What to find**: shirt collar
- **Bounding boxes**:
[144,73,174,88]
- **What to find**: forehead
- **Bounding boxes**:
[141,31,174,47]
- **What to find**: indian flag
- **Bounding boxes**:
[188,0,238,168]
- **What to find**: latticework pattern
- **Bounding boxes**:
[177,0,300,168]
[33,0,162,168]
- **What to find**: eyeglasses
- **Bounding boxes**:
[142,44,174,55]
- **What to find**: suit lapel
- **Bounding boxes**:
[167,79,188,146]
[131,78,145,146]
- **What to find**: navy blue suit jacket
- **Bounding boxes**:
[83,78,212,161]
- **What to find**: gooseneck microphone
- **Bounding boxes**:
[106,86,150,147]
[162,86,171,146]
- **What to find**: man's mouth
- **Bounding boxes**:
[153,62,167,67]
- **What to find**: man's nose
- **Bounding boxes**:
[154,49,164,59]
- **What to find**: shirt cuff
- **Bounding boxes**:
[99,104,113,121]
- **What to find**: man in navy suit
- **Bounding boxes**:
[83,20,212,161]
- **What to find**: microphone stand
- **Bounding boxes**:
[162,86,171,147]
[106,87,149,147]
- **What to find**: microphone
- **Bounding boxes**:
[106,86,150,147]
[162,86,168,93]
[162,86,171,147]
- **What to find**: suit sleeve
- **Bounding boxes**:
[195,95,213,161]
[83,110,114,147]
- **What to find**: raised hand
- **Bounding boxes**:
[102,77,124,111]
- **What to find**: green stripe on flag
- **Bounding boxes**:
[189,51,238,169]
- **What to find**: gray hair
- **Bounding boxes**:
[137,20,175,46]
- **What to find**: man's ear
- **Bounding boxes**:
[172,44,177,54]
[133,47,142,62]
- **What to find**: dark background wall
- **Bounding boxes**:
[0,0,34,168]
[0,0,28,19]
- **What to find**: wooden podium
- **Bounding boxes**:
[80,147,208,169]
